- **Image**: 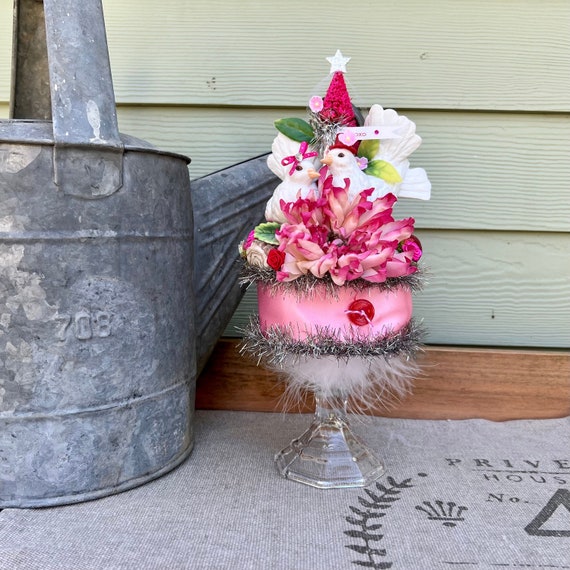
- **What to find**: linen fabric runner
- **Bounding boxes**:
[0,410,568,569]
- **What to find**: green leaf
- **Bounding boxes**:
[357,139,379,160]
[274,118,314,143]
[254,222,280,245]
[364,160,403,184]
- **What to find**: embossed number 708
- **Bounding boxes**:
[56,311,112,341]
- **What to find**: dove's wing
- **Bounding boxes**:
[398,167,431,200]
[267,153,285,179]
[266,132,318,180]
[365,104,422,164]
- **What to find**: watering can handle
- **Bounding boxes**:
[43,0,123,198]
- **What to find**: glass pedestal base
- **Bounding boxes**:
[274,394,385,489]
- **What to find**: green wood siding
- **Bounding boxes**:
[0,4,11,108]
[5,0,568,110]
[102,1,570,111]
[1,0,569,348]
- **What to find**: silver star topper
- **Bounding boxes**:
[327,50,351,74]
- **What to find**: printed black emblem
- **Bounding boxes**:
[344,476,413,569]
[525,488,570,537]
[415,500,468,527]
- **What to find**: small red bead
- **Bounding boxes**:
[347,299,375,326]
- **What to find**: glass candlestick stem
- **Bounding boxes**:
[274,392,385,489]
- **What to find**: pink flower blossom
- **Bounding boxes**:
[274,172,418,284]
[401,235,423,262]
[386,253,418,278]
[338,130,357,147]
[309,96,324,113]
[356,156,368,170]
[243,230,255,250]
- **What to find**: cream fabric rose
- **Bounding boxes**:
[246,241,270,268]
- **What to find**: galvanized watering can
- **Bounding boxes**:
[0,0,274,507]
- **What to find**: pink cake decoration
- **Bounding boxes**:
[257,284,413,342]
[239,51,430,401]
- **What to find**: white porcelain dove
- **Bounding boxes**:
[363,104,431,201]
[320,147,373,200]
[265,133,320,223]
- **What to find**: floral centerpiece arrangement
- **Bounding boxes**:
[239,51,431,489]
[241,172,422,288]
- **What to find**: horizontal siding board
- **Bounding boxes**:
[98,0,570,111]
[0,1,12,102]
[414,231,570,348]
[225,230,570,349]
[115,106,275,177]
[5,0,570,111]
[1,0,569,111]
[115,106,570,232]
[396,112,570,232]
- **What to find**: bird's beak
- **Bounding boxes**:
[321,155,333,166]
[307,168,320,180]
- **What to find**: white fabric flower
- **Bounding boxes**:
[246,241,270,269]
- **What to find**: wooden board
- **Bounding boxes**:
[196,339,570,421]
[226,230,570,348]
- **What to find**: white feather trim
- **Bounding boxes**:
[271,353,421,413]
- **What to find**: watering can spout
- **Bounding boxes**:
[191,156,278,372]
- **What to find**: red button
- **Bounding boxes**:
[347,299,375,326]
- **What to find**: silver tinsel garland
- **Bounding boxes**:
[308,110,343,155]
[239,317,425,411]
[239,263,426,300]
[240,317,424,364]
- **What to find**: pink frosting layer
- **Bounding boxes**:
[258,284,413,341]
